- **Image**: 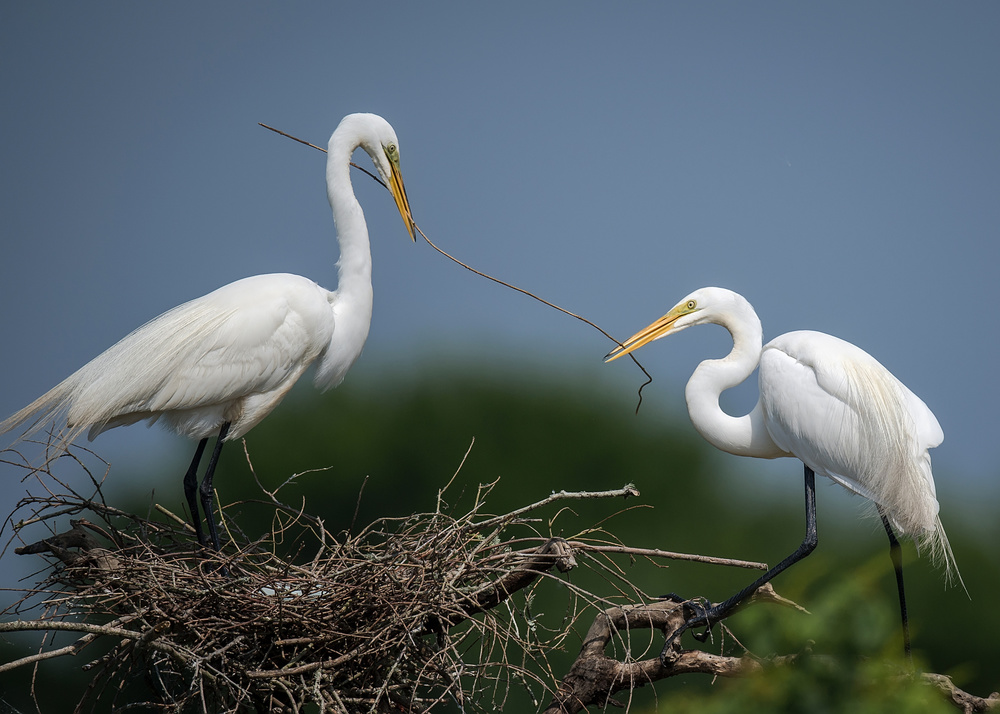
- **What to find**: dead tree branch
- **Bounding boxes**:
[3,444,995,713]
[542,594,997,714]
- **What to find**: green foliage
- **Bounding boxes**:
[3,363,997,712]
[184,364,1000,708]
[647,575,954,714]
[222,368,698,506]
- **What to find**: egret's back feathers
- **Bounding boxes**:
[0,274,336,446]
[759,331,958,583]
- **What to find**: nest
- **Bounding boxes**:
[1,443,647,713]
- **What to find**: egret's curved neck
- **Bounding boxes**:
[327,131,374,298]
[314,125,375,390]
[685,308,787,459]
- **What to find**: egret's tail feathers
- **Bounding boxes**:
[917,516,968,597]
[0,379,90,459]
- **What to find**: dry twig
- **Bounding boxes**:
[1,443,706,712]
[257,121,654,412]
[2,440,995,713]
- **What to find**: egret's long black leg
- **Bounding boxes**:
[182,438,210,546]
[661,465,818,661]
[199,422,231,552]
[878,506,912,662]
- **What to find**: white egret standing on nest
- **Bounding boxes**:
[1,113,416,551]
[605,287,962,659]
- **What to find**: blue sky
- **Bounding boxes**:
[2,2,998,519]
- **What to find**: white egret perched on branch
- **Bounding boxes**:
[1,113,416,551]
[605,287,962,660]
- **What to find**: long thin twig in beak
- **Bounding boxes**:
[258,122,653,412]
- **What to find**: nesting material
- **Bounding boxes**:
[2,445,640,713]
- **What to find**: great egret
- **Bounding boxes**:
[605,287,961,658]
[1,113,416,551]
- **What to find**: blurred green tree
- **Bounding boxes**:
[1,364,994,712]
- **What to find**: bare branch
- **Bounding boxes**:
[542,598,994,714]
[472,484,641,532]
[923,673,1000,714]
[568,540,768,571]
[4,442,994,713]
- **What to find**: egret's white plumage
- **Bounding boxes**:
[760,330,943,547]
[607,287,959,582]
[1,112,416,548]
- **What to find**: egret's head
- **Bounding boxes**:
[338,113,416,241]
[604,287,733,362]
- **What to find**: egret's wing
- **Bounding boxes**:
[761,330,959,584]
[902,384,944,449]
[141,279,331,412]
[759,333,875,497]
[759,331,940,533]
[2,274,334,444]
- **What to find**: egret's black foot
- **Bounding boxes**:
[658,596,717,663]
[688,603,722,642]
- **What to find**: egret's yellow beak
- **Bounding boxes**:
[387,159,416,241]
[605,308,684,362]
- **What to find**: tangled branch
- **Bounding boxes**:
[1,443,719,712]
[542,592,998,713]
[2,441,996,713]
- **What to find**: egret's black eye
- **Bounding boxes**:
[686,300,697,310]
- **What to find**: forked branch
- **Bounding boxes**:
[542,594,998,714]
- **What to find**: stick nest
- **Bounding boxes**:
[1,443,643,713]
